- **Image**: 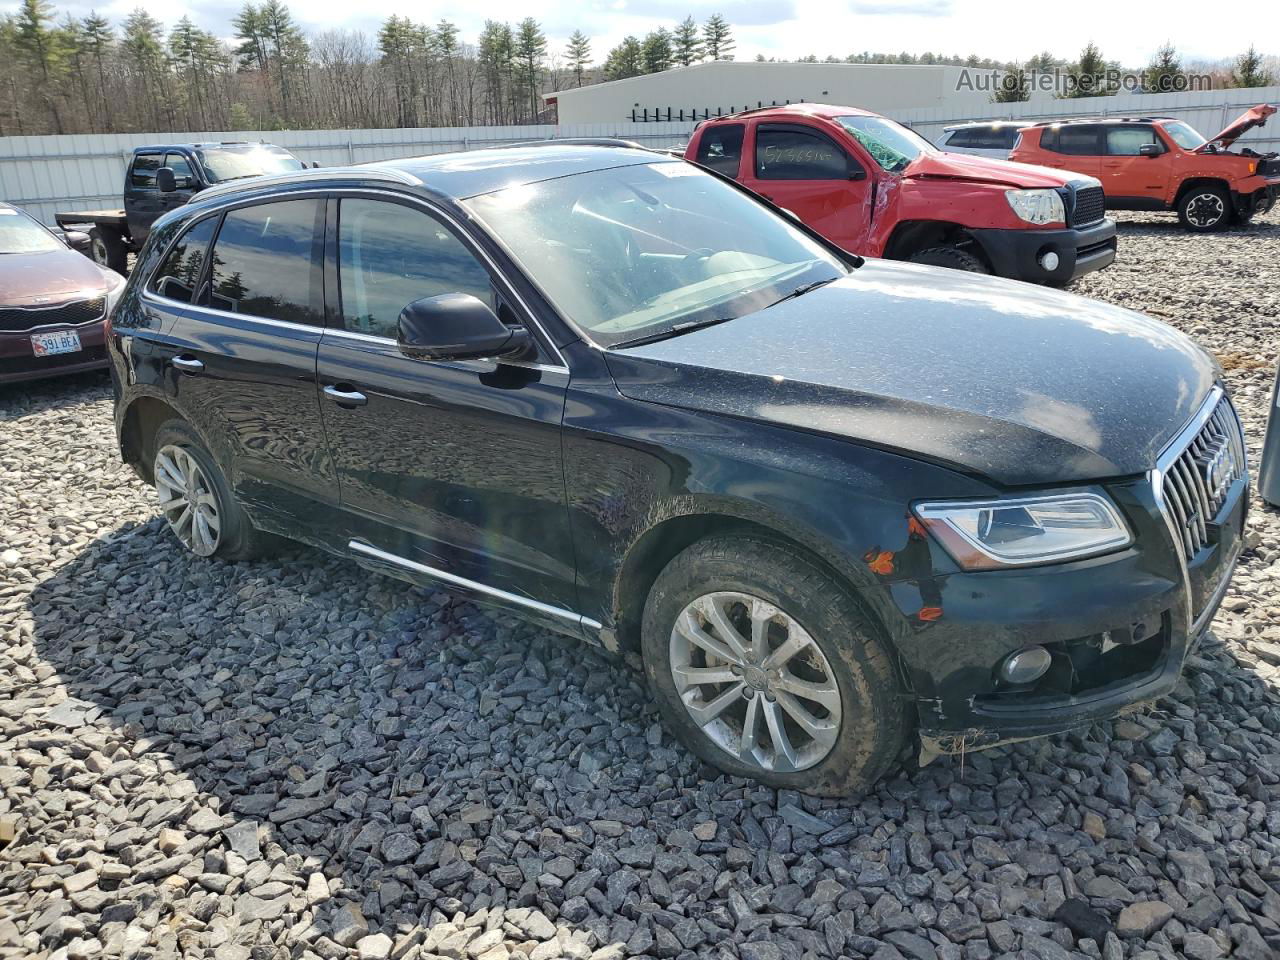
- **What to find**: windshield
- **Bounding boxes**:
[1163,120,1207,151]
[464,162,847,348]
[835,116,936,172]
[195,145,305,183]
[0,209,64,254]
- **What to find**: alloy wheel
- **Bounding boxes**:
[154,443,222,556]
[668,591,842,773]
[1187,192,1225,228]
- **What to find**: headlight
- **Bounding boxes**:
[1005,188,1065,225]
[103,270,126,316]
[913,492,1131,570]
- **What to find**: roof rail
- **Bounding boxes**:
[1026,115,1177,127]
[484,137,654,151]
[194,166,421,203]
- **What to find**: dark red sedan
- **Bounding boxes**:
[0,203,126,385]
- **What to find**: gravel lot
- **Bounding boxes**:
[3,209,1280,960]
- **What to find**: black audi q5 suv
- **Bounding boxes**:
[106,143,1246,794]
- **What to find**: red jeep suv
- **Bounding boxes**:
[684,103,1117,285]
[1010,104,1279,232]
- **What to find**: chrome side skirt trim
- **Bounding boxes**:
[348,539,602,634]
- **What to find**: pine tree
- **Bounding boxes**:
[513,18,546,122]
[702,14,733,61]
[14,0,67,132]
[259,0,308,121]
[1145,43,1184,94]
[566,30,590,86]
[477,21,513,124]
[641,28,672,74]
[603,36,643,81]
[991,63,1029,103]
[378,15,420,127]
[1232,46,1273,88]
[1066,42,1110,97]
[122,10,171,129]
[81,12,114,129]
[672,16,702,66]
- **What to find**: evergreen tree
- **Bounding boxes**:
[513,18,546,122]
[14,0,67,132]
[672,16,702,66]
[81,12,114,128]
[566,30,590,86]
[1232,46,1273,87]
[1066,42,1111,97]
[1145,43,1184,93]
[603,36,643,81]
[702,14,733,61]
[641,28,672,74]
[991,63,1029,103]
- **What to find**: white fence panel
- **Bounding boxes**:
[0,87,1275,225]
[0,121,697,225]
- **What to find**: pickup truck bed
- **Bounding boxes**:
[55,210,126,229]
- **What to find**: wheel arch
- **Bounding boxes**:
[610,507,909,689]
[882,219,992,270]
[119,394,184,484]
[1173,176,1231,207]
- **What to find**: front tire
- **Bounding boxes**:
[1177,186,1230,232]
[906,245,989,274]
[641,535,908,796]
[152,420,273,561]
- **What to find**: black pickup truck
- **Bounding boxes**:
[56,142,307,273]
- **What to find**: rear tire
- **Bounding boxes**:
[89,227,128,275]
[152,420,276,562]
[641,535,908,796]
[1177,186,1230,232]
[907,245,989,274]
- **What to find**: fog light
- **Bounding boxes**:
[1039,250,1060,272]
[999,646,1052,684]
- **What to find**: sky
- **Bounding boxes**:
[11,0,1271,67]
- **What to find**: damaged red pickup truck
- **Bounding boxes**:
[685,103,1117,285]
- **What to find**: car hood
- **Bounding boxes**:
[0,248,110,306]
[1200,103,1276,150]
[905,150,1095,189]
[604,260,1217,486]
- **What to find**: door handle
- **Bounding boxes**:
[324,384,367,407]
[171,355,204,373]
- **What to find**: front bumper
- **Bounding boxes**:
[971,217,1117,285]
[894,401,1247,754]
[0,320,108,384]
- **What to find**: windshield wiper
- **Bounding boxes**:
[768,276,837,307]
[610,315,735,349]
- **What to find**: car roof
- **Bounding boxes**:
[702,102,879,124]
[1022,117,1176,129]
[187,144,677,208]
[132,142,287,153]
[943,120,1018,130]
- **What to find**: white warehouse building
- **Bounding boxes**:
[545,60,1020,125]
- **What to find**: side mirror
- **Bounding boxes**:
[62,230,91,250]
[311,161,321,169]
[157,167,176,192]
[397,294,533,362]
[1138,143,1162,157]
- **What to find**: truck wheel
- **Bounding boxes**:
[89,227,127,275]
[641,535,908,796]
[1177,186,1230,232]
[907,246,989,274]
[152,420,278,561]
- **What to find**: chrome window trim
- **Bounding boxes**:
[318,325,569,376]
[349,540,601,632]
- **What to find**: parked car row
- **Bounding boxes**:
[940,105,1278,233]
[99,142,1247,794]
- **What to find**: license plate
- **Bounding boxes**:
[30,330,81,357]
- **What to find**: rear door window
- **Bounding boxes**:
[205,199,324,325]
[695,124,745,177]
[755,125,851,180]
[1049,125,1102,156]
[149,216,218,304]
[1105,126,1162,156]
[130,153,163,188]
